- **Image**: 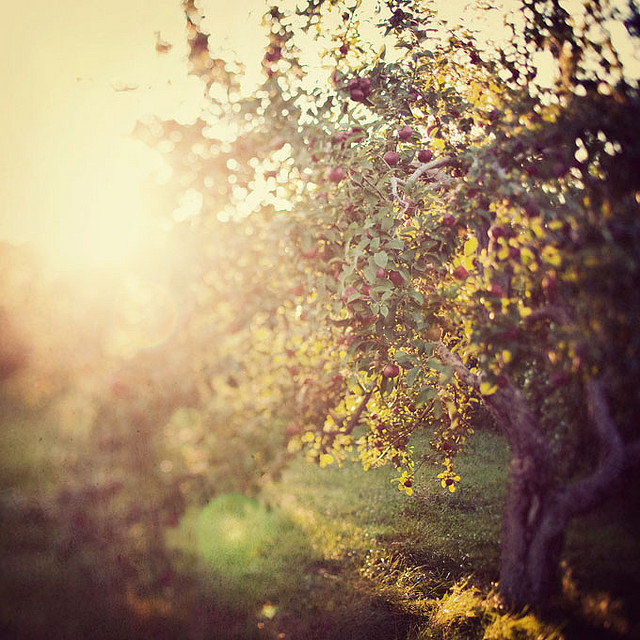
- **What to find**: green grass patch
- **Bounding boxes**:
[2,404,638,639]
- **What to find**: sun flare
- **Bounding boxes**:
[40,136,164,274]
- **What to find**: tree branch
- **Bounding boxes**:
[331,387,375,435]
[405,155,453,189]
[354,175,390,201]
[524,306,573,326]
[434,342,481,390]
[559,378,629,516]
[434,341,550,456]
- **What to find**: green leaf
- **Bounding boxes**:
[425,358,446,372]
[410,312,425,330]
[373,251,388,269]
[417,385,436,404]
[381,216,394,232]
[406,366,421,387]
[386,238,404,250]
[395,350,413,366]
[364,262,378,283]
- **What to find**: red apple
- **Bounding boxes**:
[388,270,403,286]
[489,225,506,239]
[488,283,504,297]
[452,265,468,280]
[398,125,413,140]
[383,363,400,378]
[328,167,346,183]
[442,214,456,227]
[383,151,400,166]
[417,149,433,163]
[350,88,365,102]
[341,286,358,303]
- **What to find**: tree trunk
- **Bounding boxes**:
[499,454,567,610]
[434,346,639,609]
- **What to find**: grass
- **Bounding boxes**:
[1,403,638,639]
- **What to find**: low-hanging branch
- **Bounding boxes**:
[330,386,376,435]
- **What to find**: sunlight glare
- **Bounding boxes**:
[43,136,164,274]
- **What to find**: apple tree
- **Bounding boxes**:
[143,0,640,610]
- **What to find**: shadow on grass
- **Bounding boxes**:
[170,493,429,640]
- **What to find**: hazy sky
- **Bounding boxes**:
[0,0,266,257]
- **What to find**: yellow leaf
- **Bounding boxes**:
[480,381,498,395]
[464,237,478,256]
[448,484,456,493]
[541,245,561,267]
[519,305,532,318]
[531,221,545,238]
[319,453,333,467]
[502,349,512,364]
[462,255,475,271]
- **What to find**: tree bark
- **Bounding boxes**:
[499,454,567,609]
[435,344,640,609]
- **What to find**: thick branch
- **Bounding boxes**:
[435,342,549,457]
[434,342,481,390]
[559,378,629,516]
[524,306,573,326]
[405,155,452,189]
[345,387,374,434]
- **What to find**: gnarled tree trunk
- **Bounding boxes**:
[499,454,567,609]
[435,344,640,610]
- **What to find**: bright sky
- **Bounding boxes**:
[0,0,267,268]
